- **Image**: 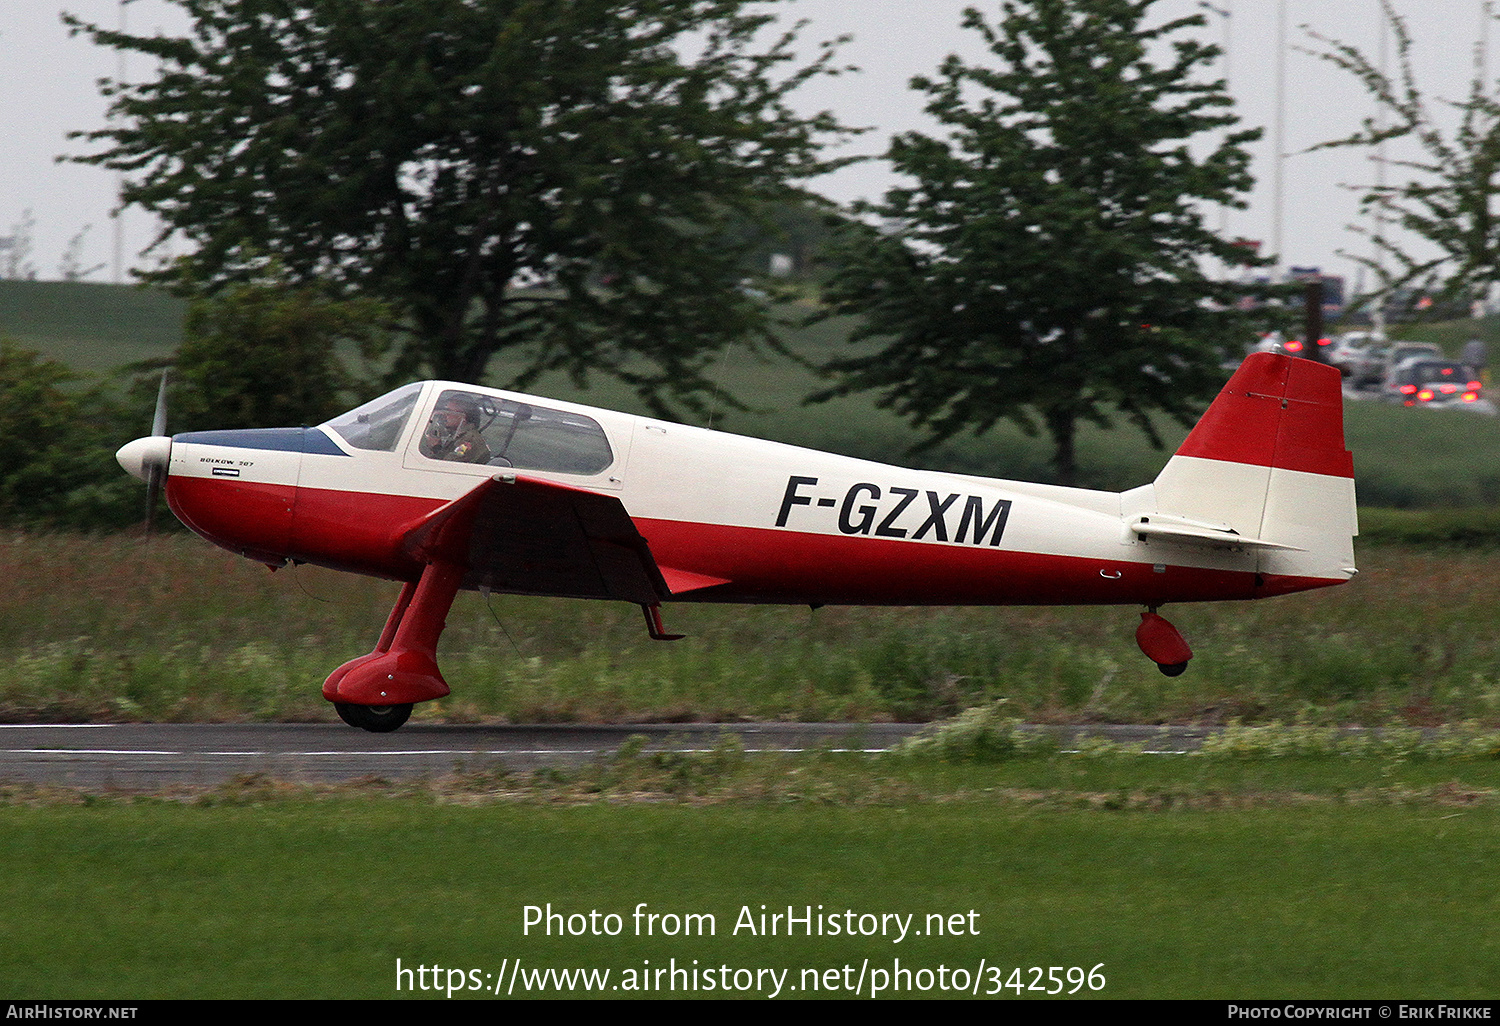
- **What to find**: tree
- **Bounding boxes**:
[1308,1,1500,311]
[169,278,391,432]
[65,0,853,415]
[58,225,106,282]
[0,341,139,530]
[0,210,37,281]
[813,0,1261,486]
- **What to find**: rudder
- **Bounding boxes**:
[1152,352,1357,589]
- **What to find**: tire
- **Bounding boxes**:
[334,702,413,733]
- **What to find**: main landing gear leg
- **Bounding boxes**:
[1136,607,1193,677]
[323,560,463,731]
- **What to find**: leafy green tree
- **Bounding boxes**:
[65,0,853,415]
[1308,2,1500,309]
[170,280,390,431]
[0,341,139,530]
[813,0,1261,486]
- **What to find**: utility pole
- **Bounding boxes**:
[1371,0,1389,338]
[1304,279,1326,362]
[1271,0,1286,281]
[112,0,139,284]
[1199,2,1233,246]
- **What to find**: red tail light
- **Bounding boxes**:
[1417,389,1436,401]
[1469,380,1483,390]
[1400,384,1418,395]
[1285,339,1303,353]
[1439,383,1459,394]
[1463,392,1479,402]
[1318,337,1332,347]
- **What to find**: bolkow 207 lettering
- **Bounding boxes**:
[775,476,1013,546]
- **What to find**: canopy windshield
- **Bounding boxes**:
[323,383,424,452]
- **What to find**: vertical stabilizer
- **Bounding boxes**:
[1152,353,1357,590]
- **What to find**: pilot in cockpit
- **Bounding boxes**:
[420,394,492,464]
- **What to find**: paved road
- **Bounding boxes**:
[0,722,1221,790]
[0,722,925,789]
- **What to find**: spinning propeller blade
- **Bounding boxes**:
[144,371,170,533]
[150,369,169,438]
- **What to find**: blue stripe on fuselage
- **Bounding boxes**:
[173,427,349,456]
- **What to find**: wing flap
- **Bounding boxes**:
[400,474,672,603]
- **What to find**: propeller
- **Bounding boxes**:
[144,370,170,532]
[115,370,172,534]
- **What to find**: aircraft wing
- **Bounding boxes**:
[398,473,672,604]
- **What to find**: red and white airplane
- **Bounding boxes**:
[117,351,1356,731]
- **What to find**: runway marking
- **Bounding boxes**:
[0,724,114,729]
[10,749,180,756]
[4,746,895,757]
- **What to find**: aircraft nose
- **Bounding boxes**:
[116,435,172,482]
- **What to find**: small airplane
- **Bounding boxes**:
[117,350,1356,732]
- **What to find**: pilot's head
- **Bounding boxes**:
[435,395,479,429]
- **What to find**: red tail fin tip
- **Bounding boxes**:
[1175,353,1352,478]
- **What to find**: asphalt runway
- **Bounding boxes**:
[0,722,1216,790]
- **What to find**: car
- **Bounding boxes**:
[1327,331,1383,381]
[1281,335,1335,359]
[1382,356,1484,408]
[1385,340,1444,366]
[1345,339,1443,390]
[1249,330,1284,354]
[1249,330,1334,360]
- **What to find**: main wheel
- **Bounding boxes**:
[334,702,413,733]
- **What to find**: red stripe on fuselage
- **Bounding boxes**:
[633,517,1335,606]
[169,477,1344,604]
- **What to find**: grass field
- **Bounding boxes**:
[0,280,184,373]
[4,751,1500,999]
[3,532,1499,727]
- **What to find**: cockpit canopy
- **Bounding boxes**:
[324,383,424,453]
[323,383,615,475]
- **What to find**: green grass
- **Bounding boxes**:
[0,280,184,374]
[1387,314,1500,356]
[5,533,1500,727]
[2,765,1498,999]
[1344,399,1500,508]
[1358,506,1500,545]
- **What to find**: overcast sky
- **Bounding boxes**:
[1,1,1490,288]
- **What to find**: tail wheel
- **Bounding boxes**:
[334,702,413,733]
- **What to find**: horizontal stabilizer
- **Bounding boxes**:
[1130,516,1304,552]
